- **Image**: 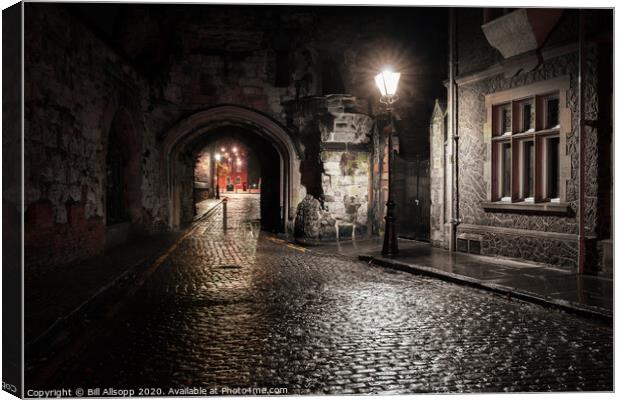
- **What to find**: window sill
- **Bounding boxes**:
[482,201,571,214]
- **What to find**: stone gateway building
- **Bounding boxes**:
[430,9,613,275]
[13,4,446,269]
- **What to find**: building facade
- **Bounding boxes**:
[430,9,613,275]
[194,140,259,201]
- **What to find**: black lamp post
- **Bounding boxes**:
[214,153,221,199]
[375,69,401,256]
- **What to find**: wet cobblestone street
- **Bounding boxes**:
[46,195,612,394]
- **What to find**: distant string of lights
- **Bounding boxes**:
[214,145,243,166]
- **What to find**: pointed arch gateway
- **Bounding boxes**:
[161,105,303,232]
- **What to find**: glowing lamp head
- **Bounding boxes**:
[214,153,221,161]
[232,147,238,153]
[374,69,400,98]
[236,159,242,166]
[220,147,226,152]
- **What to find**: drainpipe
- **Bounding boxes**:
[453,91,461,250]
[577,10,586,274]
[448,9,460,251]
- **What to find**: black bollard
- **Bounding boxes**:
[222,198,227,230]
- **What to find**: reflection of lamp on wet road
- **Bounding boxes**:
[375,68,401,256]
[214,153,221,199]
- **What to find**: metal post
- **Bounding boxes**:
[222,197,227,230]
[382,109,399,256]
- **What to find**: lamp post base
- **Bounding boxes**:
[382,200,399,256]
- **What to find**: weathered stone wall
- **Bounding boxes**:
[320,96,373,238]
[193,148,213,201]
[154,12,293,125]
[23,4,165,268]
[3,5,25,387]
[137,7,393,144]
[194,149,212,183]
[288,95,376,240]
[118,5,445,176]
[452,9,607,270]
[321,151,371,237]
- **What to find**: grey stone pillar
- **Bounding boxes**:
[430,100,448,249]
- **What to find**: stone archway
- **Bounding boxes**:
[161,105,303,232]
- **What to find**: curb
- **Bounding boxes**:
[359,255,613,324]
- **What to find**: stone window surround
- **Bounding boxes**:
[482,76,572,214]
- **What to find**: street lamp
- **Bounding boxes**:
[214,153,221,199]
[375,68,401,256]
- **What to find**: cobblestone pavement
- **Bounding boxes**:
[45,195,612,394]
[194,198,222,218]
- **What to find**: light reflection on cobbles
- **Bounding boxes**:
[56,195,612,393]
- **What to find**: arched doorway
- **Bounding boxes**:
[161,105,302,232]
[187,127,282,231]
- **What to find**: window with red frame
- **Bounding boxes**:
[491,93,561,203]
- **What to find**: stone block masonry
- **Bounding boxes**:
[23,4,164,269]
[453,50,597,271]
[433,9,613,272]
[288,95,376,241]
[321,151,370,233]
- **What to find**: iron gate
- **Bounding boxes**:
[393,155,430,241]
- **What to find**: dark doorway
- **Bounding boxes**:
[105,110,140,226]
[105,139,126,224]
[104,109,142,247]
[393,155,430,241]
